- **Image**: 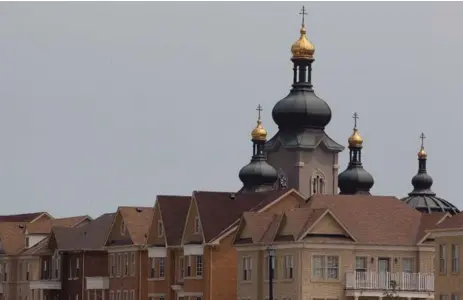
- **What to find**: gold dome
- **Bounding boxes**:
[418,146,427,159]
[251,120,267,141]
[291,25,315,59]
[348,128,363,147]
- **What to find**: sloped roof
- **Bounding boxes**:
[430,211,463,231]
[157,196,190,246]
[193,189,288,243]
[118,207,153,245]
[235,194,445,247]
[0,212,48,223]
[26,215,91,235]
[0,222,27,255]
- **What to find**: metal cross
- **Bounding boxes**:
[352,112,359,129]
[299,6,308,27]
[420,132,426,148]
[256,104,263,120]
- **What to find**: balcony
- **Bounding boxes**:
[345,272,434,299]
[86,277,109,290]
[29,280,61,290]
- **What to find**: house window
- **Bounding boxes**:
[440,244,447,273]
[124,253,129,276]
[149,258,155,278]
[109,291,114,300]
[120,221,126,235]
[118,254,123,276]
[18,262,23,281]
[452,244,459,273]
[283,255,294,279]
[109,254,115,277]
[130,290,135,300]
[25,237,30,248]
[69,259,72,278]
[75,294,79,300]
[402,258,414,273]
[196,255,203,276]
[3,262,7,282]
[312,255,339,280]
[441,296,449,300]
[157,220,164,237]
[26,262,30,281]
[130,252,136,276]
[186,256,192,277]
[242,257,252,281]
[265,256,276,280]
[311,172,325,195]
[76,257,80,278]
[179,256,185,281]
[117,291,121,300]
[355,256,367,272]
[452,295,460,300]
[159,258,165,278]
[194,216,201,234]
[123,291,128,300]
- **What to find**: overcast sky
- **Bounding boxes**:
[0,2,461,217]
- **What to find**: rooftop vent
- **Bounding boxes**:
[229,193,236,200]
[135,208,142,213]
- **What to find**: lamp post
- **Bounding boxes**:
[267,245,276,300]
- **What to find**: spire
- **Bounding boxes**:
[338,112,374,195]
[410,133,434,195]
[239,105,277,193]
[291,6,315,60]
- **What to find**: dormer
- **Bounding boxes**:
[23,228,47,249]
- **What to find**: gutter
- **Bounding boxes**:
[82,251,86,300]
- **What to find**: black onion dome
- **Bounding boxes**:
[239,158,278,189]
[338,166,374,195]
[272,90,332,130]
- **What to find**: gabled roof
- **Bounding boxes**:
[0,222,28,255]
[0,212,50,223]
[105,207,153,247]
[428,211,463,232]
[192,189,289,243]
[26,215,92,235]
[416,212,449,243]
[157,195,190,246]
[53,213,115,251]
[235,194,442,247]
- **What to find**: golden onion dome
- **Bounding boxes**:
[418,146,427,159]
[251,120,267,141]
[348,128,363,147]
[291,25,315,59]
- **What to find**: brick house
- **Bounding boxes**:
[105,207,153,300]
[146,195,191,300]
[152,189,304,300]
[23,213,113,300]
[233,194,446,300]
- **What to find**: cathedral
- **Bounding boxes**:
[237,7,460,215]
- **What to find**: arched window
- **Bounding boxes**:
[311,171,326,195]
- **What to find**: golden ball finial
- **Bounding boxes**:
[251,119,267,141]
[348,112,363,147]
[291,25,315,59]
[418,133,427,159]
[251,104,267,141]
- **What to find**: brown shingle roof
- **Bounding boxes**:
[26,215,91,235]
[53,213,115,250]
[119,207,153,245]
[157,196,190,246]
[236,195,445,246]
[0,222,27,255]
[0,212,48,223]
[431,211,463,230]
[194,189,288,243]
[20,236,51,255]
[415,212,449,242]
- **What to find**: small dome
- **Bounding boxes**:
[291,26,315,59]
[401,195,459,215]
[272,90,332,130]
[338,166,374,195]
[239,159,278,188]
[418,147,427,159]
[348,129,363,148]
[251,120,267,141]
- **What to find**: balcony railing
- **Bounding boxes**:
[346,271,434,292]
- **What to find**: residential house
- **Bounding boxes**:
[105,207,153,300]
[146,195,191,300]
[169,189,304,300]
[14,215,92,300]
[24,213,114,300]
[233,194,444,300]
[427,212,463,300]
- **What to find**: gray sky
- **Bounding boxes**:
[0,2,460,217]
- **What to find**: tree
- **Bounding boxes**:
[383,280,400,300]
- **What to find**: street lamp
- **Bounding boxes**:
[267,245,276,300]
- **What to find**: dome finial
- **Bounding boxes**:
[291,6,315,60]
[348,112,363,148]
[418,132,427,159]
[251,104,267,141]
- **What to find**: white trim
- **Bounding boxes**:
[429,231,463,238]
[148,246,167,258]
[183,244,204,256]
[85,276,109,290]
[177,292,203,297]
[210,189,304,244]
[418,213,452,244]
[106,246,139,253]
[235,243,435,252]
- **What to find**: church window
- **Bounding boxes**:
[311,171,326,195]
